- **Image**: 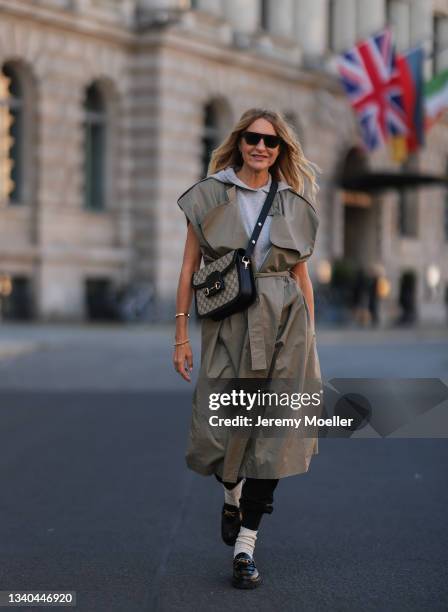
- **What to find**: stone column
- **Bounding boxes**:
[195,0,222,16]
[387,0,411,52]
[222,0,259,33]
[330,0,356,52]
[410,0,433,78]
[435,17,448,72]
[295,0,328,57]
[357,0,385,39]
[264,0,295,38]
[137,0,186,8]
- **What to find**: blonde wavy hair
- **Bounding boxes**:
[208,108,321,204]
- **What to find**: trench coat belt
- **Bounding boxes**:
[247,270,292,372]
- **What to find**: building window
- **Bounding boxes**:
[398,269,417,324]
[260,0,269,31]
[398,192,407,235]
[0,63,24,204]
[83,82,107,211]
[385,0,393,25]
[397,156,419,238]
[398,189,418,237]
[0,275,32,320]
[200,99,232,178]
[202,103,218,178]
[433,15,441,75]
[283,111,305,148]
[398,188,419,237]
[432,14,448,75]
[85,278,115,320]
[327,0,335,51]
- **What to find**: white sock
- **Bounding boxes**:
[223,478,244,508]
[234,526,258,559]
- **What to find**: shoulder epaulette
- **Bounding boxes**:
[177,176,224,203]
[286,187,318,214]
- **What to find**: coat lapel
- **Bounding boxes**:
[258,192,318,272]
[200,184,249,255]
[199,182,288,264]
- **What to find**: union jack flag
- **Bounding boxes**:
[336,28,408,151]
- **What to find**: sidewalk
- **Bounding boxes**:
[1,320,448,359]
[0,339,46,359]
[313,321,448,344]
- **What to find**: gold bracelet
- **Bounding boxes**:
[175,313,190,318]
[173,338,190,347]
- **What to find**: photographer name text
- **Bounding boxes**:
[209,415,354,428]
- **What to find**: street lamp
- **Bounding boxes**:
[426,264,441,300]
[316,259,332,284]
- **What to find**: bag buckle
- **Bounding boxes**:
[203,271,225,297]
[241,255,250,270]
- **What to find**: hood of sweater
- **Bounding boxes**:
[209,166,290,192]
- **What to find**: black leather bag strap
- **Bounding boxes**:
[244,178,278,260]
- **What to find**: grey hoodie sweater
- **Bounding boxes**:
[209,166,290,271]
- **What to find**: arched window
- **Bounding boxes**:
[0,63,24,204]
[83,82,107,211]
[201,99,232,178]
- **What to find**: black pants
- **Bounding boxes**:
[215,474,279,531]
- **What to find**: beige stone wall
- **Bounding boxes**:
[0,5,134,320]
[0,0,446,323]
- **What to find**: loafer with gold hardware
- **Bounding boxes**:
[232,552,262,589]
[221,503,242,546]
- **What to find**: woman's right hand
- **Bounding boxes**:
[173,221,201,383]
[173,342,194,382]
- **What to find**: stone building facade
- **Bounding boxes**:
[0,0,447,323]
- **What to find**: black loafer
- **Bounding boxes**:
[221,503,242,546]
[232,552,262,589]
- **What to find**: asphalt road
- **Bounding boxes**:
[0,324,447,611]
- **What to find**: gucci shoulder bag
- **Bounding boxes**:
[191,178,278,321]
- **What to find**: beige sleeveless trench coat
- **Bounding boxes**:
[177,177,323,483]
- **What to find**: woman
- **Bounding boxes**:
[173,108,323,589]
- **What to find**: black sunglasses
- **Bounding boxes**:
[241,131,283,149]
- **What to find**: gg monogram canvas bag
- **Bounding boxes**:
[191,179,278,321]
